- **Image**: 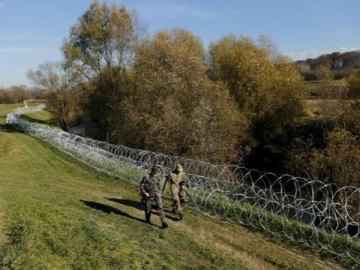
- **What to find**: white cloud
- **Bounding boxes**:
[285,47,359,61]
[0,47,58,53]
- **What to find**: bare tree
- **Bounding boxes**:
[27,61,81,129]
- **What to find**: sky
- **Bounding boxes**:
[1,0,360,88]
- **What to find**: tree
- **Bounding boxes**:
[28,86,47,100]
[62,0,142,81]
[0,89,7,103]
[285,128,360,226]
[0,85,32,104]
[189,82,248,163]
[122,28,246,163]
[207,35,306,169]
[82,66,134,140]
[27,61,81,129]
[287,129,360,187]
[346,74,360,98]
[61,0,144,139]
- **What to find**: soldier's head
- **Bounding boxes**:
[176,163,183,173]
[150,166,158,176]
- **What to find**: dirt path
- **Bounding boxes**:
[170,210,344,270]
[96,189,345,270]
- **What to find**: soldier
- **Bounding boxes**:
[140,166,169,229]
[162,163,189,220]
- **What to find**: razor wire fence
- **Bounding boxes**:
[6,104,360,264]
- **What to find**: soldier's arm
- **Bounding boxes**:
[140,177,148,196]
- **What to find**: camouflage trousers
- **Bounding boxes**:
[143,195,166,224]
[170,186,183,215]
[179,186,188,203]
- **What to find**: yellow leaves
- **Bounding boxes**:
[210,36,272,104]
[122,29,248,163]
[346,74,360,98]
[210,35,304,92]
[62,1,138,79]
[135,28,206,102]
[287,128,360,187]
[208,34,307,145]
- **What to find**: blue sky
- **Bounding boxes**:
[1,0,360,88]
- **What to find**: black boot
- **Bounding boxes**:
[162,222,169,229]
[178,212,183,220]
[145,212,151,224]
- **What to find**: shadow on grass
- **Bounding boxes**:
[106,198,144,210]
[0,115,18,132]
[106,197,180,221]
[0,123,19,133]
[80,200,146,224]
[20,114,54,125]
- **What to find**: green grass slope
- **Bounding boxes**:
[0,104,346,270]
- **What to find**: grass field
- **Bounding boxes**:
[0,103,347,270]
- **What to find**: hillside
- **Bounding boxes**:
[296,50,360,81]
[0,104,346,269]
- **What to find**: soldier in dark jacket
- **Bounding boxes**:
[140,166,169,228]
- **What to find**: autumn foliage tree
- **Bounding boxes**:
[0,85,32,104]
[208,36,306,138]
[207,35,306,168]
[62,0,142,140]
[346,73,360,98]
[121,28,246,163]
[62,0,141,79]
[287,128,360,187]
[62,1,143,139]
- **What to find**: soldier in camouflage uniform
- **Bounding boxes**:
[162,163,189,220]
[140,166,169,228]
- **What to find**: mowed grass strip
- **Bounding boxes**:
[0,104,345,270]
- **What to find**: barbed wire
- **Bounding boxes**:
[6,105,360,264]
